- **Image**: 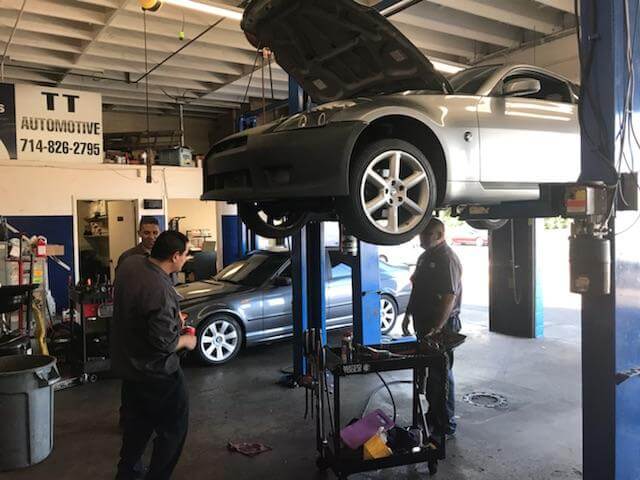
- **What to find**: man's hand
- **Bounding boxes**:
[402,314,413,337]
[179,311,188,328]
[177,335,197,352]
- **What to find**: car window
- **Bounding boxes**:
[502,71,573,103]
[449,65,501,95]
[213,253,287,287]
[332,263,351,280]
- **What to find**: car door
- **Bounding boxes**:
[477,68,580,184]
[260,262,293,340]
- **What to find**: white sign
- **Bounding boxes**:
[0,83,103,163]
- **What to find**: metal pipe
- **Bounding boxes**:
[377,0,423,17]
[1,0,28,81]
[178,103,185,147]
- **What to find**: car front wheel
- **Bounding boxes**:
[380,295,398,334]
[196,315,243,365]
[338,139,437,245]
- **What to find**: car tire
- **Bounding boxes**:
[337,139,437,245]
[466,219,508,231]
[380,294,398,335]
[238,202,309,239]
[195,315,243,366]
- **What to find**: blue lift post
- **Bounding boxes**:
[352,241,381,346]
[578,1,640,479]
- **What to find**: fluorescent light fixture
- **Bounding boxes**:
[163,0,244,21]
[432,61,465,74]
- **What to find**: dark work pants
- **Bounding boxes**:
[425,350,456,436]
[116,369,189,480]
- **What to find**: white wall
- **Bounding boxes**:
[0,162,204,216]
[479,34,579,82]
[167,198,217,238]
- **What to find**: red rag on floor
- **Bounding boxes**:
[227,441,272,457]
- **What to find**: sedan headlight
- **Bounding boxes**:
[273,101,358,132]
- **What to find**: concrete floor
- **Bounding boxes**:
[6,305,582,480]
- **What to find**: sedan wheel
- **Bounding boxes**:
[380,295,398,334]
[338,139,437,245]
[196,316,242,365]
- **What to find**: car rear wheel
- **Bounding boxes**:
[466,219,508,231]
[238,202,310,238]
[338,139,437,245]
[380,295,398,334]
[196,315,243,365]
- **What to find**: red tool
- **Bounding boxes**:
[181,326,196,336]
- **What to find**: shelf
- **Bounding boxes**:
[84,216,108,222]
[84,235,109,239]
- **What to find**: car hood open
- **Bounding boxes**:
[241,0,452,104]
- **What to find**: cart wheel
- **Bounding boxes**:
[88,374,99,383]
[316,457,329,471]
[428,460,438,475]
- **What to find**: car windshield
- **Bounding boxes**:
[449,65,501,95]
[212,253,287,287]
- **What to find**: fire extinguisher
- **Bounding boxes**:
[35,236,47,258]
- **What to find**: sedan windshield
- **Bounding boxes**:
[449,65,500,95]
[213,253,287,287]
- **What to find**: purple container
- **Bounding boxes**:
[340,409,395,450]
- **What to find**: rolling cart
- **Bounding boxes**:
[67,284,113,383]
[308,335,465,479]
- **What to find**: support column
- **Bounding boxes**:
[352,241,381,346]
[488,219,543,338]
[578,1,640,478]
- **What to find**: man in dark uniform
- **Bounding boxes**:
[111,230,196,480]
[403,217,463,438]
[117,216,161,268]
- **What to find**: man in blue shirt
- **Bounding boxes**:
[403,218,463,438]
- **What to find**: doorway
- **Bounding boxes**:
[76,200,137,282]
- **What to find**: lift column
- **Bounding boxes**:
[578,1,640,478]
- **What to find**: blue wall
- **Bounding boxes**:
[6,216,74,313]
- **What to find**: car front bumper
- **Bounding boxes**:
[202,121,368,202]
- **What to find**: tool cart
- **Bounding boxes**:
[307,333,465,479]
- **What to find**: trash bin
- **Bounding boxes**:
[0,355,60,471]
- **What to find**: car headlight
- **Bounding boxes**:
[273,101,358,132]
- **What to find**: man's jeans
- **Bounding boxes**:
[425,349,456,436]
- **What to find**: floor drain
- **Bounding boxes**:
[463,392,508,409]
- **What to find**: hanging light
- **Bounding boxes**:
[138,0,243,20]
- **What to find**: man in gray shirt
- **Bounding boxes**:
[116,216,161,269]
[112,231,196,480]
[403,218,463,438]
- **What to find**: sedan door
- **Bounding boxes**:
[326,261,353,328]
[477,69,580,184]
[260,263,293,340]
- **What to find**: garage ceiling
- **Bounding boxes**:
[0,0,576,118]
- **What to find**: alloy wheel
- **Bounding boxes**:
[200,319,240,362]
[360,150,430,235]
[380,296,397,333]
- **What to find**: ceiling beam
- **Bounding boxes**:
[531,0,574,14]
[2,0,106,25]
[424,0,563,34]
[392,2,523,48]
[0,10,95,41]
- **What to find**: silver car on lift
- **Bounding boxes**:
[202,0,581,246]
[178,249,412,365]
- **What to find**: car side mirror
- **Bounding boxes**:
[273,276,292,287]
[502,78,541,97]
